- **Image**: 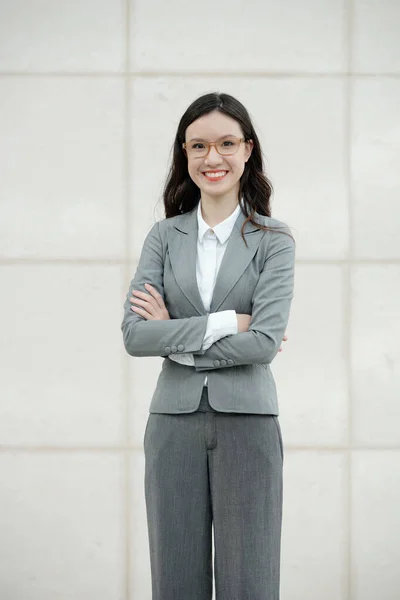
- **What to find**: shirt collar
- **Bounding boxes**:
[197,197,245,245]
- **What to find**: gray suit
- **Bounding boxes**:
[122,201,296,599]
[121,201,296,415]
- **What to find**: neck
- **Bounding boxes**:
[200,193,241,228]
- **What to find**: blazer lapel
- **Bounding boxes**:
[167,202,265,316]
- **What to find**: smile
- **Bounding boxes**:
[202,171,229,181]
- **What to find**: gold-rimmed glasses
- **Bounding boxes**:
[182,135,246,158]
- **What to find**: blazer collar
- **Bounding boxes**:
[197,197,242,245]
[166,200,265,315]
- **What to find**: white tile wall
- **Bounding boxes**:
[281,452,348,600]
[273,264,348,446]
[0,77,125,259]
[352,78,400,258]
[352,265,400,445]
[0,0,125,72]
[130,0,346,73]
[352,451,400,600]
[0,452,125,600]
[0,265,125,445]
[1,0,399,598]
[352,0,400,73]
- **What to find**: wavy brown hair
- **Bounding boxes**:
[161,91,294,248]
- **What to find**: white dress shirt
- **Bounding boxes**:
[168,198,243,386]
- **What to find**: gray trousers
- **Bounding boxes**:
[143,385,284,600]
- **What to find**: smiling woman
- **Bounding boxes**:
[163,92,292,246]
[182,112,253,213]
[122,91,296,599]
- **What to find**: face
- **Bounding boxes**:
[184,111,253,204]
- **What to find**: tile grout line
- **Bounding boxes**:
[1,258,400,265]
[1,445,399,452]
[0,71,399,78]
[345,1,354,598]
[123,1,132,599]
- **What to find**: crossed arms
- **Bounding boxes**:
[121,221,295,371]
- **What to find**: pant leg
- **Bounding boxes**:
[208,401,284,599]
[144,408,213,600]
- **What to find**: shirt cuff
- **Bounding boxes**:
[201,310,237,351]
[168,353,195,366]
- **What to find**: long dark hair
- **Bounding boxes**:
[161,91,294,247]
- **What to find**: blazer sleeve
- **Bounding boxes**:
[121,221,209,357]
[168,310,238,366]
[192,226,296,371]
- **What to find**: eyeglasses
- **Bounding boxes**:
[182,136,246,158]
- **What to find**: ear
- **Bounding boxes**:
[244,139,254,162]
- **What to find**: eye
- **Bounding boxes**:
[192,143,205,149]
[222,140,234,146]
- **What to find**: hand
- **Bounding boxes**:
[236,313,252,333]
[237,314,288,352]
[129,283,170,321]
[278,334,288,352]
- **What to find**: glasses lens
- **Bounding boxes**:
[218,136,241,155]
[186,136,241,157]
[186,141,208,157]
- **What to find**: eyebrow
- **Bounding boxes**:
[187,134,236,142]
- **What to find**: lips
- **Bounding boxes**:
[201,170,229,181]
[201,170,229,174]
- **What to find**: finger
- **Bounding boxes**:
[130,291,158,309]
[130,297,149,307]
[130,297,156,317]
[144,283,165,309]
[131,290,155,302]
[130,296,150,306]
[130,306,152,320]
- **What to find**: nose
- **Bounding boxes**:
[204,145,223,166]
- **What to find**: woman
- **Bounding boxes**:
[121,92,296,600]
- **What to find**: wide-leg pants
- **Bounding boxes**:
[143,385,284,600]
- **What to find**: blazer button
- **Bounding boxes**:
[213,359,220,367]
[177,344,184,351]
[227,359,234,365]
[165,346,171,354]
[171,345,177,353]
[220,359,227,366]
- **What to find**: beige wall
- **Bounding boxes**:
[0,1,399,598]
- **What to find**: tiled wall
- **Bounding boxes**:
[0,1,399,599]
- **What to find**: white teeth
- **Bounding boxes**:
[203,171,227,178]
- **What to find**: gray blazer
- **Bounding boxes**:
[121,202,296,415]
